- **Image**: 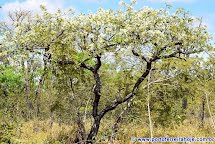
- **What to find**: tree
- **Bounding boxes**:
[0,2,213,143]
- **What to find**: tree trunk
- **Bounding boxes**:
[201,96,205,128]
[182,97,187,110]
[86,116,101,143]
[81,58,152,143]
[35,73,45,116]
[25,59,33,119]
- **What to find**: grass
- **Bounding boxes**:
[14,119,74,144]
[111,118,215,144]
[3,118,214,144]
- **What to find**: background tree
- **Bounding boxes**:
[0,1,214,143]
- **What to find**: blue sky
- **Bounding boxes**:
[0,0,215,36]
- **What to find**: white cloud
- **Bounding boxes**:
[1,0,67,14]
[0,0,77,23]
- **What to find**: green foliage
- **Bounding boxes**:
[0,120,18,144]
[0,1,214,143]
[0,65,24,90]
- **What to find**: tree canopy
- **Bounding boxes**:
[0,1,214,143]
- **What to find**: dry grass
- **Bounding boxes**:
[111,118,215,144]
[15,119,74,144]
[10,118,215,144]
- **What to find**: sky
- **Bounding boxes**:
[0,0,215,37]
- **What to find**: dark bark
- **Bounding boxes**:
[92,55,102,117]
[86,116,101,143]
[201,96,205,128]
[182,97,188,110]
[80,55,102,143]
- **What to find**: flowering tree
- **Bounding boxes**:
[0,1,213,143]
[73,4,212,142]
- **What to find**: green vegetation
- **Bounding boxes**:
[0,1,214,143]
